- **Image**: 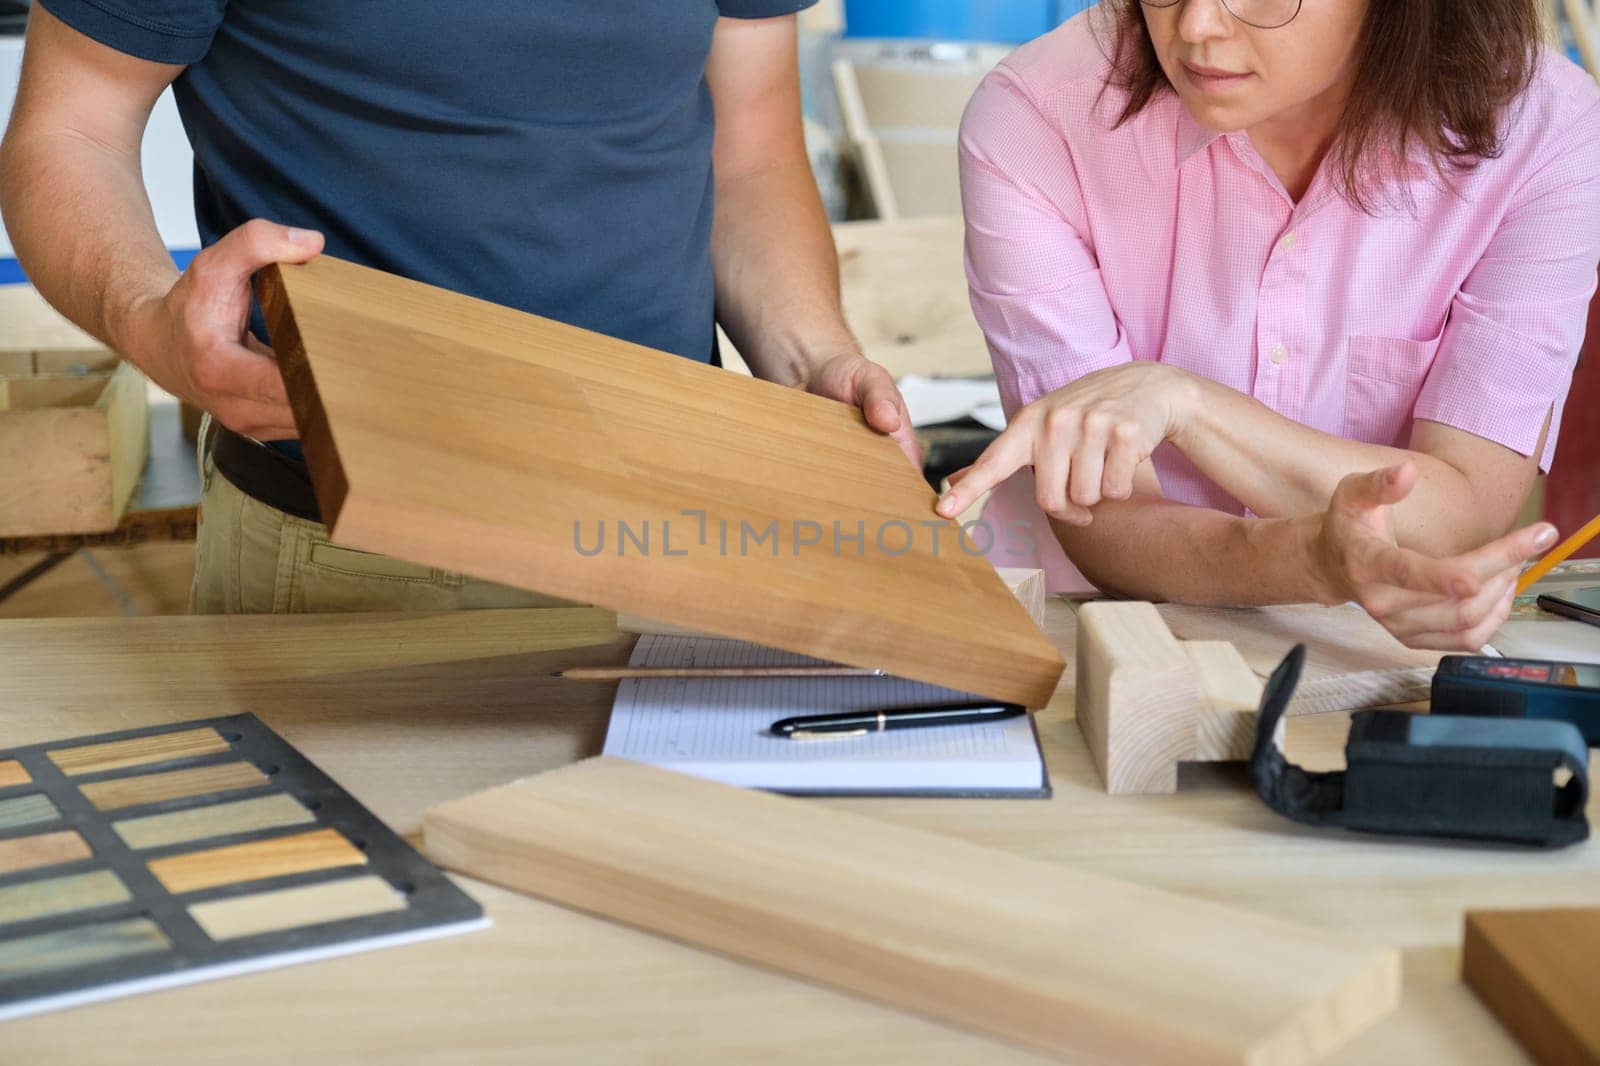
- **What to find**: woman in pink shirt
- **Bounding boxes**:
[937,0,1600,650]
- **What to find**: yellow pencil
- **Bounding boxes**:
[1515,512,1600,595]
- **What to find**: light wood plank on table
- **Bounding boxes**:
[0,603,1593,1064]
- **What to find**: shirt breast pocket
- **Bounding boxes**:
[1341,333,1443,447]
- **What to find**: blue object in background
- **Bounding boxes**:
[0,248,197,287]
[843,0,1094,42]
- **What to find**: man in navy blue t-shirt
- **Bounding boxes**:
[0,2,921,612]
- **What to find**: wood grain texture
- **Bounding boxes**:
[0,363,151,537]
[1075,601,1201,794]
[1157,603,1441,716]
[1463,908,1600,1066]
[257,256,1062,707]
[79,761,270,811]
[147,828,367,894]
[113,793,315,850]
[0,917,169,982]
[0,830,92,876]
[0,760,29,788]
[426,757,1401,1066]
[0,870,130,927]
[0,602,1592,1065]
[188,875,405,941]
[1184,641,1268,762]
[49,727,230,776]
[832,218,994,378]
[0,794,61,831]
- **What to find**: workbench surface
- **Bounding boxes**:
[1,601,1595,1064]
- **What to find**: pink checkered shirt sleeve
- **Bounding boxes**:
[958,70,1134,422]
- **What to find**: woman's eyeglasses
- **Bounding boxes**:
[1138,0,1303,30]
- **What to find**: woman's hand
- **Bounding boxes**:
[1311,462,1557,650]
[935,362,1199,524]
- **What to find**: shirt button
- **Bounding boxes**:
[1269,343,1288,365]
[1279,232,1297,252]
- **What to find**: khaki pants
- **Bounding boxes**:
[190,421,573,614]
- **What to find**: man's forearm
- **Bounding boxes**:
[709,158,857,385]
[1054,494,1333,606]
[0,123,177,360]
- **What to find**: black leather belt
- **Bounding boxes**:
[206,422,324,524]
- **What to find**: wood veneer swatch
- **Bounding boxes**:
[0,870,130,927]
[79,761,271,811]
[1463,908,1600,1066]
[0,918,169,982]
[48,728,231,777]
[425,757,1400,1066]
[0,794,60,832]
[113,794,315,850]
[257,256,1064,707]
[189,876,405,941]
[0,831,92,876]
[0,761,28,788]
[147,828,366,894]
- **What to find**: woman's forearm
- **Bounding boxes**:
[1170,373,1516,555]
[1055,494,1335,607]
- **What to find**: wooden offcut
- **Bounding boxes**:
[425,757,1400,1066]
[0,760,29,788]
[1076,602,1278,794]
[147,828,367,894]
[1463,908,1600,1066]
[0,830,92,876]
[257,256,1063,706]
[80,761,270,811]
[188,876,405,941]
[49,726,230,776]
[113,793,314,850]
[1157,603,1441,716]
[0,361,150,537]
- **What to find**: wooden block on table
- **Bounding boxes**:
[0,362,150,537]
[1184,640,1267,762]
[258,256,1063,706]
[1076,605,1284,792]
[1158,603,1441,715]
[1463,908,1600,1066]
[425,757,1401,1066]
[996,567,1047,631]
[1076,601,1202,795]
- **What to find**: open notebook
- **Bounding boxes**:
[602,635,1050,797]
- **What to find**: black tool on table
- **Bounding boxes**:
[770,702,1024,739]
[1431,655,1600,745]
[1249,646,1589,849]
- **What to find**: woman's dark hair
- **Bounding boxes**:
[1095,0,1547,208]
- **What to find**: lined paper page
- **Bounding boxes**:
[602,636,1046,794]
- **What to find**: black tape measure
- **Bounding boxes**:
[1431,655,1600,744]
[1251,646,1590,848]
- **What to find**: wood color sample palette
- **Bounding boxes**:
[0,715,484,1021]
[257,256,1064,707]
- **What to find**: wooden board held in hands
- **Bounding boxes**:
[257,256,1062,706]
[425,757,1401,1066]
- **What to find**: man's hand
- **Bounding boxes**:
[1311,461,1557,650]
[935,362,1197,524]
[124,219,324,441]
[804,352,922,468]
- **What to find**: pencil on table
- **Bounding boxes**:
[553,665,888,680]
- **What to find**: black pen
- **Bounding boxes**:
[770,702,1025,739]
